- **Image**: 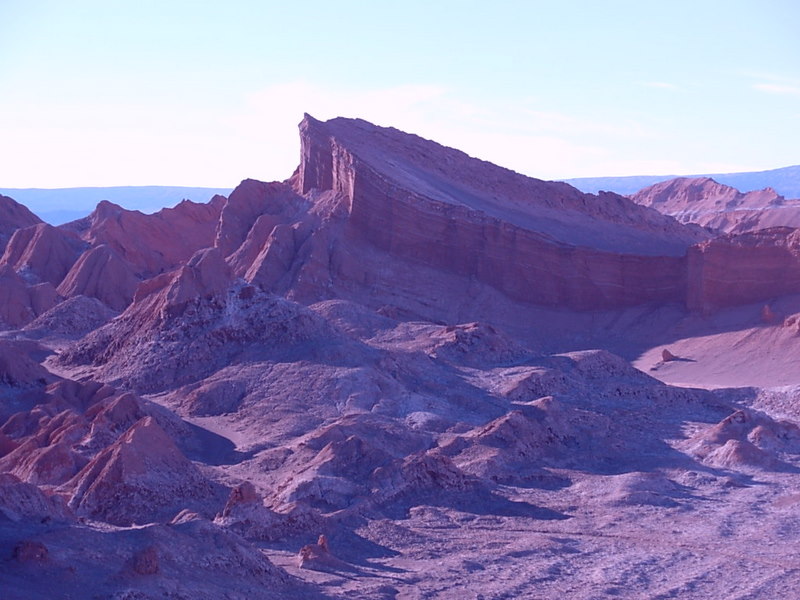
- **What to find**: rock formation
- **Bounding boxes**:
[65,416,219,525]
[57,244,139,311]
[0,194,42,254]
[283,114,707,311]
[62,197,224,278]
[631,176,800,233]
[687,227,800,312]
[0,222,86,286]
[5,115,800,599]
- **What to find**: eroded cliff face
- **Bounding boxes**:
[286,115,699,311]
[687,227,800,312]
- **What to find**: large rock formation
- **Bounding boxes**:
[0,223,86,287]
[687,227,800,312]
[0,194,42,254]
[65,416,219,525]
[62,196,225,278]
[631,176,800,234]
[284,114,707,311]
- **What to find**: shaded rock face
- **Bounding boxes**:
[65,416,218,525]
[215,180,307,258]
[0,194,42,254]
[0,266,60,328]
[291,115,705,312]
[687,227,800,312]
[63,197,224,278]
[0,223,86,287]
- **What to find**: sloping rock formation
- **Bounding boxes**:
[0,223,86,286]
[281,115,707,311]
[65,416,219,525]
[632,176,800,233]
[0,194,42,254]
[62,197,224,278]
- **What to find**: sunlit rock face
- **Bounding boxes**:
[291,114,705,311]
[632,176,800,234]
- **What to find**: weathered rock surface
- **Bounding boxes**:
[286,114,707,311]
[0,222,86,286]
[0,194,42,254]
[687,227,800,312]
[62,196,224,278]
[22,294,117,339]
[65,416,220,525]
[632,176,800,233]
[57,244,139,311]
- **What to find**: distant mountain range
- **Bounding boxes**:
[0,186,233,224]
[4,165,797,226]
[563,165,800,198]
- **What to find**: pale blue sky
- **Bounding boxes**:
[1,0,798,187]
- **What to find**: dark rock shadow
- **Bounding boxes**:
[180,422,252,465]
[379,489,569,522]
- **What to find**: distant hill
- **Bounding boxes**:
[563,165,800,198]
[0,186,233,224]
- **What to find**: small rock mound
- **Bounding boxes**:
[216,481,319,541]
[429,322,531,366]
[298,534,348,571]
[683,408,800,469]
[23,294,117,339]
[65,416,219,525]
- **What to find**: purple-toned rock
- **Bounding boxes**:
[65,416,218,525]
[63,197,223,278]
[632,176,800,233]
[687,227,800,312]
[57,244,139,311]
[289,114,707,311]
[0,222,85,286]
[0,194,42,254]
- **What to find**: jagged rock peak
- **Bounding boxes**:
[0,194,42,253]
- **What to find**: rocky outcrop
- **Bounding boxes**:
[57,244,139,311]
[65,416,218,525]
[215,180,307,258]
[0,266,62,328]
[57,265,336,394]
[631,177,800,233]
[682,408,800,469]
[22,294,117,339]
[0,473,73,522]
[0,194,42,254]
[62,197,224,278]
[0,223,85,286]
[290,115,707,312]
[687,227,800,312]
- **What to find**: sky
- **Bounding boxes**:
[1,0,798,188]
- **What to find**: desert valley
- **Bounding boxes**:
[3,115,800,599]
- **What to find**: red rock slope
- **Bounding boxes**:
[631,176,800,233]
